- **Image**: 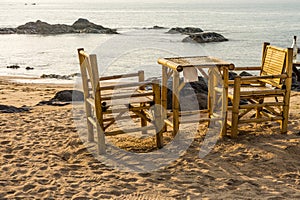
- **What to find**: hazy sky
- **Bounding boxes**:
[5,0,300,3]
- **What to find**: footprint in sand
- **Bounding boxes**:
[3,154,15,159]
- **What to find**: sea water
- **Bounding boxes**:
[0,0,299,82]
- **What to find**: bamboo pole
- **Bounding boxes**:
[239,89,285,96]
[105,126,156,136]
[101,92,154,101]
[157,58,183,72]
[172,71,180,136]
[239,116,282,124]
[153,79,164,148]
[281,48,293,134]
[207,68,213,120]
[100,81,152,90]
[138,70,145,90]
[232,66,261,71]
[164,119,173,128]
[231,76,241,138]
[178,81,186,92]
[197,67,208,79]
[77,48,94,143]
[221,66,229,137]
[161,65,168,132]
[238,74,287,81]
[238,102,284,109]
[104,105,152,114]
[95,82,106,154]
[99,72,139,81]
[90,54,100,93]
[137,70,147,133]
[103,114,139,122]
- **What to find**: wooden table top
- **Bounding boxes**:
[158,56,235,72]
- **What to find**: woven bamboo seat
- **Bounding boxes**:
[227,43,293,137]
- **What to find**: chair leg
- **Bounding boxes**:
[85,103,94,142]
[256,98,264,119]
[96,122,106,154]
[281,101,289,134]
[231,76,241,138]
[152,79,164,148]
[140,103,147,134]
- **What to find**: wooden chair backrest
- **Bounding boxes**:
[78,48,99,97]
[260,45,287,88]
[77,48,147,103]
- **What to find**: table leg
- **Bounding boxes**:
[161,66,168,132]
[207,68,213,119]
[222,67,229,136]
[173,71,180,136]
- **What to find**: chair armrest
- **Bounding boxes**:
[239,74,287,82]
[228,74,287,85]
[99,81,153,91]
[99,72,141,81]
[231,66,261,71]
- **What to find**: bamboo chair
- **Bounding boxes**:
[77,48,163,154]
[227,43,293,137]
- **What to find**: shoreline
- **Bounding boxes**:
[0,75,77,86]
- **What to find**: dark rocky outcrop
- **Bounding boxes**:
[40,73,80,80]
[71,18,117,34]
[239,71,253,77]
[144,25,166,30]
[167,27,203,35]
[7,65,20,69]
[0,105,30,113]
[167,76,208,111]
[0,28,16,34]
[182,32,228,43]
[0,18,118,35]
[37,90,84,106]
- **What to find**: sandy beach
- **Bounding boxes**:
[1,76,300,199]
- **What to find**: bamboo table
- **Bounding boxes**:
[158,56,235,136]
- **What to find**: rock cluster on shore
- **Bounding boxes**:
[0,105,30,113]
[0,18,118,35]
[40,73,80,80]
[166,26,228,43]
[37,90,84,106]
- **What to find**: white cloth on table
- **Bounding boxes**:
[183,67,198,82]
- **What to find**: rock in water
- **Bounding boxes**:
[16,20,74,34]
[182,32,228,43]
[167,27,203,34]
[71,18,118,34]
[0,28,16,34]
[7,65,20,69]
[1,18,118,35]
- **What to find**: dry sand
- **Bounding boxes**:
[0,76,300,199]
